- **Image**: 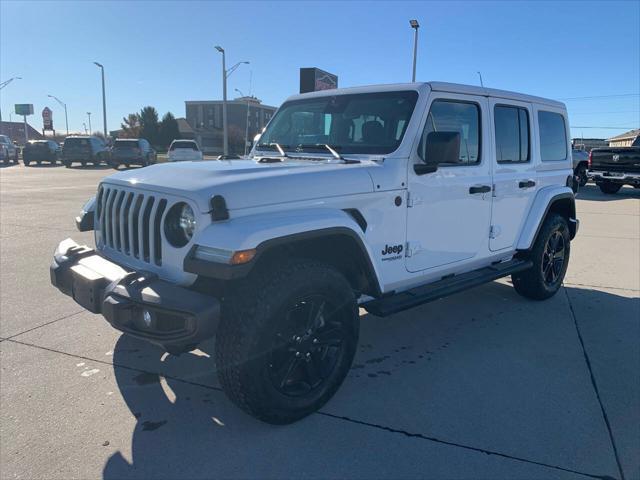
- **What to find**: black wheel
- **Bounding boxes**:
[599,182,622,194]
[80,160,87,167]
[23,158,30,167]
[216,260,359,424]
[14,152,19,163]
[512,213,570,300]
[125,163,130,169]
[36,160,42,166]
[63,160,72,168]
[2,157,9,165]
[576,165,588,187]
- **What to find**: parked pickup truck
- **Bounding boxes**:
[589,136,640,194]
[50,82,579,424]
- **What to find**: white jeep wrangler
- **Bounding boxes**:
[51,82,578,424]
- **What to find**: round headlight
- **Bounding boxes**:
[164,202,196,247]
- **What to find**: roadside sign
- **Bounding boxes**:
[300,68,338,94]
[15,104,34,116]
[42,107,53,130]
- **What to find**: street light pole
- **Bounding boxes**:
[410,19,420,82]
[215,46,249,156]
[215,47,228,156]
[0,76,22,123]
[235,88,250,157]
[87,112,92,134]
[93,62,107,138]
[47,94,69,136]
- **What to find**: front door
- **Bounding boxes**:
[489,99,537,251]
[406,94,492,273]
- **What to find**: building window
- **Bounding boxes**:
[494,105,530,163]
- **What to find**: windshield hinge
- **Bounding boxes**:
[407,192,422,207]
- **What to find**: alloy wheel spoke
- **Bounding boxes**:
[277,356,302,389]
[303,355,323,387]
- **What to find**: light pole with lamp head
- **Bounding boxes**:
[409,19,420,82]
[214,46,249,156]
[93,62,107,139]
[235,88,250,157]
[47,94,69,136]
[0,76,22,123]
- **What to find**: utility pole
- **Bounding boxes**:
[410,20,420,82]
[477,72,484,87]
[93,62,107,138]
[215,46,249,156]
[87,112,92,134]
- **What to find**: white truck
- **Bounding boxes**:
[51,82,579,424]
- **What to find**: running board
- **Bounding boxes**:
[363,259,533,317]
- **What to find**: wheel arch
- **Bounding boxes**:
[516,187,577,251]
[252,228,382,298]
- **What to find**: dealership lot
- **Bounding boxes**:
[1,163,638,480]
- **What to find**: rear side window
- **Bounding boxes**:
[114,140,139,148]
[538,111,567,161]
[418,100,481,166]
[494,106,530,163]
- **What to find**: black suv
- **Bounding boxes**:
[109,138,157,168]
[61,136,109,167]
[23,140,61,166]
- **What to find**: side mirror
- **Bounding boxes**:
[424,131,461,166]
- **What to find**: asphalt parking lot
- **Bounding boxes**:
[1,162,638,480]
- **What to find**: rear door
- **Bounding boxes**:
[489,99,537,251]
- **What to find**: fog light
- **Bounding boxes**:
[143,310,152,327]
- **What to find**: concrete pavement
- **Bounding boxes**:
[1,163,638,479]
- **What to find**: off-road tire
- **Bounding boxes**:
[576,164,588,187]
[63,160,72,168]
[599,182,622,194]
[215,259,359,424]
[23,158,30,166]
[512,213,570,300]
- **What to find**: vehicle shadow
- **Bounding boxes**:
[577,183,640,201]
[64,164,113,171]
[102,282,639,479]
[23,162,62,168]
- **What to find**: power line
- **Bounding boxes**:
[559,93,640,101]
[570,126,637,129]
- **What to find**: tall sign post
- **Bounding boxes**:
[15,104,34,144]
[42,107,54,136]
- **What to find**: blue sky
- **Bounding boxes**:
[1,1,638,140]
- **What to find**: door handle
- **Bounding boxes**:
[518,180,536,189]
[469,185,491,194]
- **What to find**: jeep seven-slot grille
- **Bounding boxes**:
[96,186,168,265]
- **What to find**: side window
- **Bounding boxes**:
[538,111,567,161]
[494,105,530,163]
[418,100,481,166]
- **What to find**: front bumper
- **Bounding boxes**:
[590,171,640,185]
[50,239,220,354]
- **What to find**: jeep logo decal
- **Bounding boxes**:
[382,244,403,255]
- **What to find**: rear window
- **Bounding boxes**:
[64,138,90,147]
[114,140,139,148]
[170,141,198,151]
[538,111,567,161]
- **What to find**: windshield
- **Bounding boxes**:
[257,91,418,155]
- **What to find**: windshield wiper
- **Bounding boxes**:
[295,144,360,164]
[256,142,290,157]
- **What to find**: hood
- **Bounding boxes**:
[102,159,376,212]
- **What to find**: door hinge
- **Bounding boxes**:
[405,241,423,257]
[489,225,501,239]
[407,192,422,207]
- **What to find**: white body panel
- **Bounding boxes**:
[90,82,573,294]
